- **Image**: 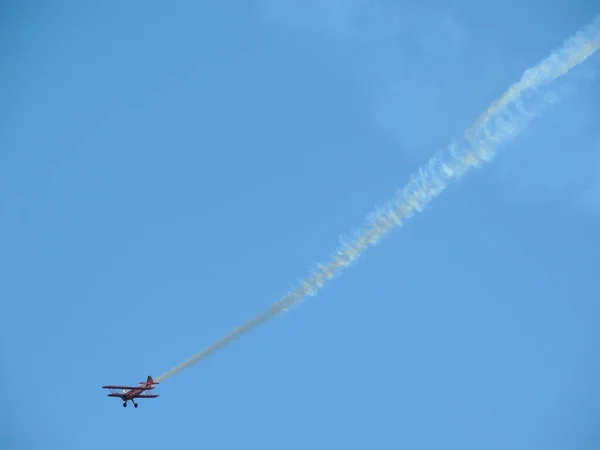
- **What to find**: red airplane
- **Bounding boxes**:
[102,375,159,408]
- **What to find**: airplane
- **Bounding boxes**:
[102,375,159,408]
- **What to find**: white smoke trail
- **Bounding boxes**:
[466,15,600,146]
[154,15,600,383]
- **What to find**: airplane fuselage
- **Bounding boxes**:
[122,384,153,401]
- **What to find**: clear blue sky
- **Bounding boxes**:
[1,1,599,449]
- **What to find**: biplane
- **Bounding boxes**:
[102,375,159,408]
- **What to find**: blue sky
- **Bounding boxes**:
[1,1,599,449]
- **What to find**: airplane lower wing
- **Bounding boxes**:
[107,393,159,398]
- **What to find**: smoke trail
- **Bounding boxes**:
[466,15,600,145]
[154,15,600,383]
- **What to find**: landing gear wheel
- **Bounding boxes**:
[123,402,127,407]
[134,403,138,408]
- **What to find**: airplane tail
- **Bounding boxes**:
[141,375,159,385]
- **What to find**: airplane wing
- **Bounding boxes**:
[102,385,153,390]
[107,393,159,398]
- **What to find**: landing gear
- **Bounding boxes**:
[121,399,138,408]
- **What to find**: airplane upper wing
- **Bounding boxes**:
[102,385,153,390]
